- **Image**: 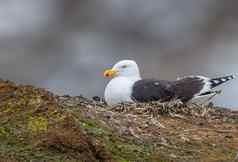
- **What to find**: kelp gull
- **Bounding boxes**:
[103,60,235,106]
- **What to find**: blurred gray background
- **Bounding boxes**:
[0,0,237,109]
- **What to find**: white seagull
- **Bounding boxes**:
[103,60,235,106]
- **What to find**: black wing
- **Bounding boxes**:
[172,76,205,102]
[131,79,175,102]
[132,77,207,103]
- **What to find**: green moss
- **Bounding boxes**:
[27,117,48,134]
[219,148,237,161]
[79,117,108,136]
[0,127,8,137]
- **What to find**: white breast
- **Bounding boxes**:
[104,77,138,105]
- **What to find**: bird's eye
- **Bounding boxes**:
[121,65,127,68]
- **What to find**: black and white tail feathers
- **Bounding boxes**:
[210,75,235,88]
[195,74,235,98]
[188,75,235,103]
[181,75,235,100]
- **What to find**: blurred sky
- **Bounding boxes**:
[0,0,237,109]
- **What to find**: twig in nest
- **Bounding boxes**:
[156,142,200,153]
[183,128,237,134]
[128,127,140,139]
[168,112,186,119]
[111,102,135,112]
[149,117,166,128]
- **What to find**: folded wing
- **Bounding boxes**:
[132,77,205,103]
[132,75,234,103]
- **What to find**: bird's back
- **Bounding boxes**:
[131,79,175,102]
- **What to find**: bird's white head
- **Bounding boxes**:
[104,60,141,78]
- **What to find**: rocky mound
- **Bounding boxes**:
[0,79,237,162]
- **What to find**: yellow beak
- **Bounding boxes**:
[103,69,118,77]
